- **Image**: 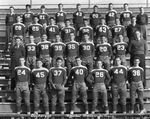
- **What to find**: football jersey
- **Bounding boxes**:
[38,13,49,25]
[79,42,95,57]
[61,26,75,42]
[31,67,49,84]
[25,43,37,57]
[106,10,117,23]
[89,12,101,28]
[69,65,88,83]
[73,11,84,24]
[109,65,127,84]
[128,66,144,82]
[49,67,67,84]
[28,24,43,38]
[12,23,25,36]
[95,43,112,57]
[50,42,66,58]
[5,13,17,26]
[120,11,132,24]
[136,13,148,25]
[37,41,51,56]
[113,42,128,55]
[89,68,111,84]
[14,66,30,82]
[66,41,79,57]
[46,25,59,39]
[55,11,66,23]
[22,12,34,24]
[111,25,126,38]
[79,26,93,41]
[96,25,110,39]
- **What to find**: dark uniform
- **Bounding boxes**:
[105,10,117,27]
[38,13,49,26]
[55,11,66,29]
[120,11,132,27]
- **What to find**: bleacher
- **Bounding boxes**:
[0,5,150,115]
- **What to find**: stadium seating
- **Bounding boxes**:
[0,6,150,114]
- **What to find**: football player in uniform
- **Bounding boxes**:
[87,60,111,114]
[49,57,67,114]
[109,56,127,113]
[69,56,89,114]
[46,17,59,43]
[128,57,146,114]
[31,59,49,116]
[25,35,37,69]
[37,34,51,69]
[14,57,31,115]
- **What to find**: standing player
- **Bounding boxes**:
[111,17,126,43]
[73,3,85,32]
[50,34,66,67]
[109,56,127,113]
[5,6,17,51]
[31,59,49,116]
[61,19,76,43]
[46,17,59,43]
[14,57,31,115]
[28,16,43,44]
[112,34,128,66]
[49,57,67,114]
[55,3,66,29]
[89,5,101,32]
[69,56,89,114]
[22,4,34,33]
[37,34,51,69]
[79,33,95,73]
[87,60,111,114]
[105,3,117,27]
[128,57,146,114]
[96,17,111,44]
[25,35,37,69]
[95,36,112,70]
[38,5,49,27]
[120,3,133,27]
[79,18,93,42]
[66,32,79,75]
[136,7,148,40]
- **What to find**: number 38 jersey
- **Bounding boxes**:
[49,67,67,84]
[31,68,49,84]
[14,66,31,82]
[25,43,37,57]
[128,66,144,82]
[69,65,88,83]
[109,65,127,84]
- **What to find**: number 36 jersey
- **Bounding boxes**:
[109,65,127,84]
[128,66,144,82]
[31,68,49,84]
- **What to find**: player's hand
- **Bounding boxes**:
[52,84,56,89]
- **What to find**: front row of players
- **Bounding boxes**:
[15,56,146,115]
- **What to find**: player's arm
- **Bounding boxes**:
[141,69,144,82]
[120,13,123,25]
[90,28,94,40]
[92,43,95,57]
[36,44,40,58]
[62,69,67,86]
[105,71,111,85]
[127,70,132,84]
[86,71,94,84]
[5,14,8,26]
[146,14,148,25]
[144,41,148,55]
[21,46,25,57]
[108,45,113,57]
[128,40,133,54]
[48,70,55,89]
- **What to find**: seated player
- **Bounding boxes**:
[46,17,59,43]
[14,57,30,115]
[37,34,51,69]
[112,34,128,66]
[69,56,89,114]
[128,57,146,114]
[95,36,112,70]
[25,35,37,69]
[49,57,67,114]
[109,56,127,114]
[87,60,111,114]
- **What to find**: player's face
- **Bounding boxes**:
[17,16,21,22]
[56,59,62,67]
[134,59,140,66]
[101,19,105,24]
[10,8,14,13]
[65,21,70,26]
[77,5,81,11]
[41,8,45,12]
[50,19,55,25]
[131,18,136,24]
[116,19,120,25]
[19,58,25,66]
[26,6,30,12]
[36,61,43,68]
[109,4,113,10]
[135,31,141,40]
[34,17,39,23]
[76,58,82,65]
[29,36,34,43]
[101,36,106,43]
[55,35,61,42]
[118,35,123,42]
[124,4,128,10]
[42,35,47,41]
[70,33,75,40]
[96,61,102,68]
[84,20,88,26]
[59,5,63,10]
[84,34,89,42]
[140,8,144,14]
[16,38,21,45]
[94,7,98,12]
[115,58,121,66]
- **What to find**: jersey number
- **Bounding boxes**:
[28,46,35,51]
[75,69,83,75]
[17,70,26,75]
[36,72,45,78]
[54,70,62,76]
[114,69,123,74]
[95,72,104,77]
[132,70,141,76]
